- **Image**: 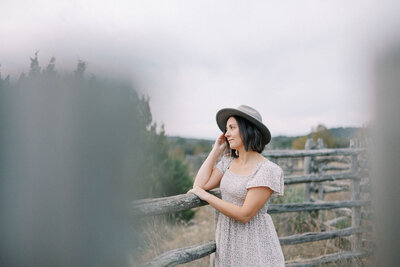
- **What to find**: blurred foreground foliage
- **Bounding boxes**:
[0,53,194,223]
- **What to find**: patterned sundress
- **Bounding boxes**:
[213,154,285,267]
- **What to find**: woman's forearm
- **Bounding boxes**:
[187,186,271,224]
[193,148,221,187]
[203,193,248,223]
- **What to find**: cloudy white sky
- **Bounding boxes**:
[1,0,400,139]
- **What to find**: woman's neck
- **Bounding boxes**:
[235,147,262,165]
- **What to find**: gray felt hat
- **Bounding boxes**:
[216,105,271,145]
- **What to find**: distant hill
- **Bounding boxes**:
[167,136,214,146]
[167,136,214,157]
[271,127,365,149]
[167,126,366,151]
[328,127,360,138]
[269,135,296,149]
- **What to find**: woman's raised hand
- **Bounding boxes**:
[213,133,227,154]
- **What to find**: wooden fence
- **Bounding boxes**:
[132,138,372,266]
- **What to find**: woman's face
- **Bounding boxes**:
[225,116,243,150]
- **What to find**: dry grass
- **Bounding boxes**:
[137,206,215,266]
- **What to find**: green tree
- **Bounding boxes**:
[74,59,87,78]
[29,51,41,76]
[292,136,308,149]
[43,57,56,76]
[136,122,195,221]
[311,124,335,148]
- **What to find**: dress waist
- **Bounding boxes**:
[256,205,269,215]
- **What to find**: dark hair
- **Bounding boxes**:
[225,115,267,158]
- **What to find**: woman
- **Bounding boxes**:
[187,105,285,266]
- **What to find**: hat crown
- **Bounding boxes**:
[215,104,271,145]
[237,105,262,122]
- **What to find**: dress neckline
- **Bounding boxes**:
[227,159,269,177]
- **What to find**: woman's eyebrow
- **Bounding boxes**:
[225,123,237,129]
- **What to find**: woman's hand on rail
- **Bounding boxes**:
[213,133,227,154]
[187,186,209,201]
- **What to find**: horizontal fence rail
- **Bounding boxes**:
[131,170,369,217]
[285,250,370,267]
[283,171,368,185]
[132,189,370,217]
[144,241,216,267]
[262,148,366,158]
[267,200,370,214]
[143,226,372,267]
[132,191,218,217]
[279,226,372,245]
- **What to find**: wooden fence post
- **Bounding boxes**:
[317,138,324,224]
[350,139,361,251]
[317,139,325,203]
[304,138,313,202]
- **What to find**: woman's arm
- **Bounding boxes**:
[193,133,226,188]
[188,186,273,223]
[201,167,223,191]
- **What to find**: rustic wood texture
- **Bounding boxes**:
[267,200,370,214]
[313,156,351,164]
[279,226,371,245]
[131,189,221,217]
[309,185,348,194]
[262,147,366,158]
[316,139,324,224]
[320,165,350,171]
[132,192,370,216]
[285,250,369,267]
[143,240,216,267]
[304,138,313,202]
[281,171,364,185]
[350,139,362,251]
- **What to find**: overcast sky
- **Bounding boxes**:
[1,0,400,139]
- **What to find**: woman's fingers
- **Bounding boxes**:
[216,133,225,145]
[216,133,224,141]
[187,188,198,195]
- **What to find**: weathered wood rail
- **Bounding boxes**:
[144,226,372,267]
[132,189,369,217]
[134,139,372,266]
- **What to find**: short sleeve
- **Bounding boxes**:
[246,164,284,196]
[215,154,234,175]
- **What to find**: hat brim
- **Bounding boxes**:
[216,108,271,145]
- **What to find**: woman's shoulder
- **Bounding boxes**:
[220,153,234,163]
[247,157,285,196]
[260,159,283,175]
[216,153,234,166]
[215,153,234,174]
